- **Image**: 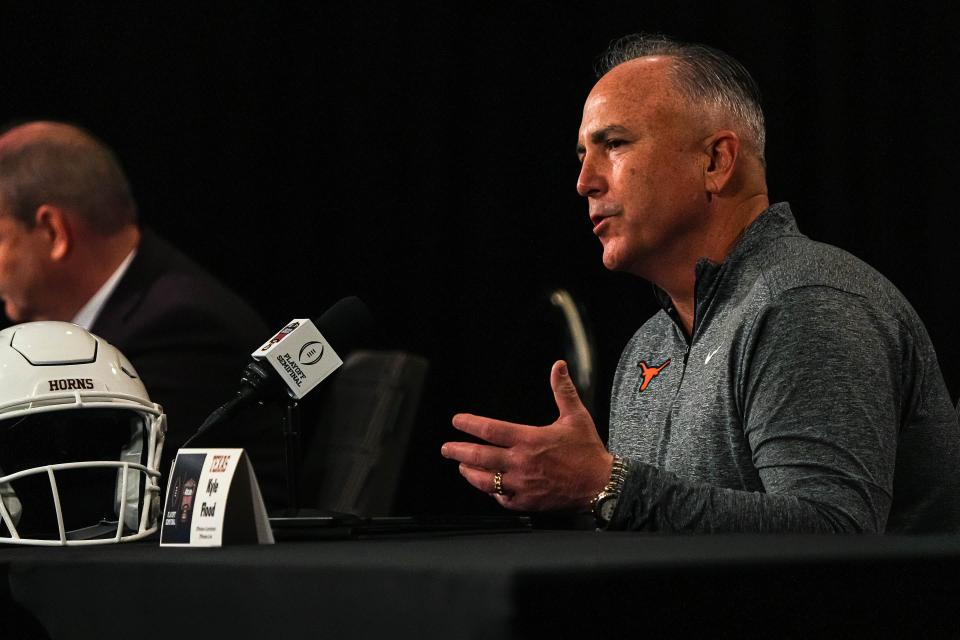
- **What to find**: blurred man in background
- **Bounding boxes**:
[0,121,282,503]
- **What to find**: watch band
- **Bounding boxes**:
[590,454,628,526]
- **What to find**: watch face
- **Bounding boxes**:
[596,493,619,524]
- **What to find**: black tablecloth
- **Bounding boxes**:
[3,530,959,638]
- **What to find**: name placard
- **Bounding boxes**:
[160,448,274,547]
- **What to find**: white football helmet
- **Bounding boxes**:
[0,321,166,545]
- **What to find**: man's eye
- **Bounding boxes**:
[605,139,626,150]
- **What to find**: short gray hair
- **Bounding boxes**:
[0,121,138,233]
[597,33,766,163]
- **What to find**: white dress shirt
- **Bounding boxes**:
[71,249,137,330]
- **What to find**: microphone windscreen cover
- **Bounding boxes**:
[314,296,374,358]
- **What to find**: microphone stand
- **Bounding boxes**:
[280,397,302,515]
[186,361,304,513]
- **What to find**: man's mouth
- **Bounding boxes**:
[590,210,618,234]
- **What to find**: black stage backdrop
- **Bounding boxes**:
[1,2,957,515]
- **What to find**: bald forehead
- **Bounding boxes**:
[589,56,681,105]
[0,121,93,151]
[580,56,690,136]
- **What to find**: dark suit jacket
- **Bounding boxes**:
[91,229,284,506]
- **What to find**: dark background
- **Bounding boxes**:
[2,2,957,514]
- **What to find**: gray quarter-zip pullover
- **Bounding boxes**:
[608,202,960,533]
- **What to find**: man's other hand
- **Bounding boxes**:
[441,360,613,511]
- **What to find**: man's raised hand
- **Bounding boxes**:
[441,360,613,511]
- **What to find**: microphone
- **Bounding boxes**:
[247,296,374,401]
[184,296,374,445]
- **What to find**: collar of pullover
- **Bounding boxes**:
[652,202,801,335]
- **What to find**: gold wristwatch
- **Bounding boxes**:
[590,454,628,528]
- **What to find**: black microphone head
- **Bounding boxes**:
[315,296,374,359]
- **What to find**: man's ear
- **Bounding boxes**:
[33,205,73,262]
[703,130,740,195]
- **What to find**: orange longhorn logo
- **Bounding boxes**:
[637,359,671,393]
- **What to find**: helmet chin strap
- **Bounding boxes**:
[0,466,23,528]
[117,424,145,531]
[65,522,125,541]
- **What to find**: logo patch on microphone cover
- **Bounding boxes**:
[260,321,301,352]
[298,341,324,366]
[637,359,670,394]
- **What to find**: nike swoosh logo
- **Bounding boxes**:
[704,345,722,365]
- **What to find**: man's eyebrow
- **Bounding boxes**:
[590,125,630,144]
[576,125,630,157]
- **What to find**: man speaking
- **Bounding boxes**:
[442,34,960,533]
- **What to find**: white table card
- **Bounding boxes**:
[160,448,274,547]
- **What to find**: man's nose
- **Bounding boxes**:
[576,154,606,198]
